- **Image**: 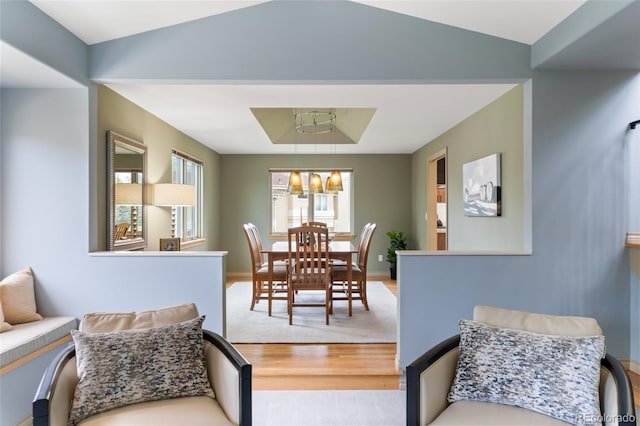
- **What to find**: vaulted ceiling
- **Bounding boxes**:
[2,1,638,154]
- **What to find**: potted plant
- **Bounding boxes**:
[386,230,408,280]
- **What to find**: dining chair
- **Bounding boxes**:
[114,222,130,240]
[287,224,333,325]
[242,224,287,314]
[331,223,377,315]
[302,221,328,228]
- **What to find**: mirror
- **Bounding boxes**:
[107,131,147,251]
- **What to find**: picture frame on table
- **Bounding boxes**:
[159,237,181,251]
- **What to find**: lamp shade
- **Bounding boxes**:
[325,170,343,192]
[115,183,142,205]
[151,183,195,206]
[288,171,303,195]
[309,173,324,194]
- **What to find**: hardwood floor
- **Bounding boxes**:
[229,274,401,390]
[229,275,640,402]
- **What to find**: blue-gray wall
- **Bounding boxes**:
[1,3,639,424]
[398,70,640,367]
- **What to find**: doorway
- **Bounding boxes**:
[427,149,447,251]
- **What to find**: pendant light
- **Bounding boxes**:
[309,173,324,193]
[325,170,343,192]
[288,171,303,195]
[326,131,343,192]
[288,129,303,195]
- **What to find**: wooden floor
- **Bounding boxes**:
[230,275,401,390]
[229,276,640,400]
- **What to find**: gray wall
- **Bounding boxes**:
[399,70,640,367]
[412,85,525,251]
[221,154,412,274]
[97,85,222,251]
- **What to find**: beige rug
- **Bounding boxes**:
[225,281,397,343]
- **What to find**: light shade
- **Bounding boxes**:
[309,173,324,193]
[151,183,195,206]
[115,183,142,205]
[288,171,303,195]
[325,171,343,192]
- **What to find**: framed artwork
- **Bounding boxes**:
[463,153,501,217]
[160,237,181,251]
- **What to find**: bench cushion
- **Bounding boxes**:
[0,316,77,369]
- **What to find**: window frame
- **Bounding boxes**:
[172,149,204,244]
[268,168,354,238]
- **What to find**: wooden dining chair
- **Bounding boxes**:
[114,222,130,240]
[302,221,328,228]
[287,224,332,325]
[242,224,287,314]
[331,223,377,316]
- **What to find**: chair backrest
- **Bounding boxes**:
[247,222,263,252]
[288,225,330,287]
[302,221,328,228]
[114,223,130,240]
[358,223,377,270]
[242,224,262,272]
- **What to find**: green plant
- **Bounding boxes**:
[386,230,408,267]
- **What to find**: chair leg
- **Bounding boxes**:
[268,279,273,316]
[250,278,258,310]
[288,284,293,325]
[361,276,369,311]
[326,283,331,325]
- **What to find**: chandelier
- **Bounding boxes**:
[295,111,336,135]
[288,109,343,195]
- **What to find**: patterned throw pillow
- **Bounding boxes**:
[448,319,605,426]
[68,316,214,426]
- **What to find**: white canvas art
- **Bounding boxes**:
[463,153,501,217]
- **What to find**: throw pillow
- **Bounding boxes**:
[448,319,605,426]
[68,316,214,425]
[0,267,43,324]
[0,294,12,332]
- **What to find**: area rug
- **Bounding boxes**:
[252,390,406,425]
[226,281,397,343]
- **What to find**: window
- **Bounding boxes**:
[172,150,203,241]
[114,171,142,237]
[270,169,353,235]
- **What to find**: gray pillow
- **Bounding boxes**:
[68,316,214,425]
[448,319,605,425]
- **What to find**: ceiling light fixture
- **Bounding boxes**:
[288,171,303,195]
[309,173,324,194]
[325,170,343,193]
[295,111,335,135]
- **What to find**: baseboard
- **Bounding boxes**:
[227,272,251,282]
[620,359,640,374]
[368,272,392,280]
[15,415,32,426]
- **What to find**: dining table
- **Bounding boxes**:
[261,240,358,316]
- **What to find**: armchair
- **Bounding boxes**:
[406,306,636,425]
[33,304,251,426]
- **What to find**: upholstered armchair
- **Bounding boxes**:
[33,304,251,426]
[406,306,636,425]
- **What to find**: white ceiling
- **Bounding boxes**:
[3,1,588,154]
